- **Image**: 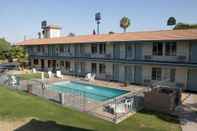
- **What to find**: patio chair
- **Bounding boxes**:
[109,103,126,114]
[91,73,96,81]
[11,75,17,86]
[48,71,52,78]
[85,73,95,81]
[56,70,63,79]
[41,72,45,81]
[85,73,91,81]
[124,97,134,111]
[32,68,37,73]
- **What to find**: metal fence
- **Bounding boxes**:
[0,74,144,123]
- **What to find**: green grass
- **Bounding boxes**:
[17,73,48,80]
[0,86,181,131]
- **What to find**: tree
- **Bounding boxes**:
[173,23,197,30]
[109,31,115,34]
[9,46,28,68]
[167,17,176,26]
[0,38,11,60]
[68,33,75,37]
[120,16,131,32]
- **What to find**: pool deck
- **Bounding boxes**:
[7,70,148,93]
[45,75,148,94]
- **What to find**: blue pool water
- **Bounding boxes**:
[48,81,129,101]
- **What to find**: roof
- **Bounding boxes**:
[17,29,197,46]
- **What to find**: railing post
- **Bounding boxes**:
[59,92,65,105]
[83,91,86,112]
[113,98,117,123]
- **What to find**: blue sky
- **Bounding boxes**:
[0,0,197,43]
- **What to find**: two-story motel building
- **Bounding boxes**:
[17,25,197,92]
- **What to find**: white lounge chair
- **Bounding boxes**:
[85,73,91,81]
[41,72,45,81]
[32,68,37,73]
[109,103,126,113]
[11,75,17,86]
[125,98,134,111]
[85,73,95,81]
[48,71,52,78]
[91,73,96,81]
[56,70,63,79]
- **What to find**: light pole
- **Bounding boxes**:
[95,12,101,35]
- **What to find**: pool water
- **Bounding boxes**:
[48,81,129,101]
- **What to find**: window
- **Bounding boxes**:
[33,59,39,65]
[65,61,70,71]
[99,44,106,54]
[126,44,133,58]
[165,42,176,56]
[37,46,41,52]
[91,44,97,54]
[59,46,64,53]
[152,68,162,81]
[91,63,97,73]
[48,60,51,68]
[153,42,163,56]
[64,45,70,53]
[56,47,59,53]
[29,47,33,53]
[170,69,176,82]
[60,61,64,67]
[99,64,106,74]
[41,46,45,53]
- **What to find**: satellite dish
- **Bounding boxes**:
[41,20,47,29]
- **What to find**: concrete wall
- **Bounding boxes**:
[45,28,61,38]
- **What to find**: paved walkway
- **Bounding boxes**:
[179,93,197,131]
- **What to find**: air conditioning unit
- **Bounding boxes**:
[144,55,152,60]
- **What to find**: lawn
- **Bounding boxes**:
[0,86,181,131]
[17,72,48,80]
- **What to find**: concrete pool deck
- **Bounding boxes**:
[7,70,148,93]
[45,74,148,93]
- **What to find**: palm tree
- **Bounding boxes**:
[167,17,176,26]
[120,16,131,32]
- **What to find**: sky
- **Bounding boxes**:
[0,0,197,43]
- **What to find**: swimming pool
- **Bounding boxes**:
[48,81,129,101]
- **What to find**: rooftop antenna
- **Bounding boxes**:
[95,12,101,35]
[93,29,96,35]
[38,32,41,39]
